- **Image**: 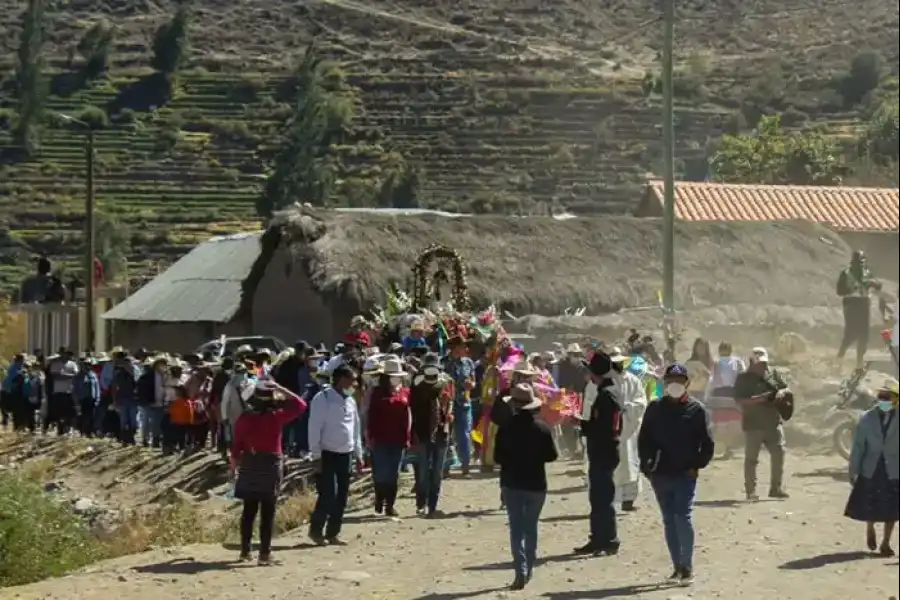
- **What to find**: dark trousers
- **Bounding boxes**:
[78,398,96,436]
[45,393,76,436]
[240,496,276,556]
[310,451,352,539]
[12,395,36,433]
[0,391,11,428]
[838,296,871,362]
[587,454,619,549]
[416,440,448,511]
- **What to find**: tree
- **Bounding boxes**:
[258,45,355,216]
[710,114,843,186]
[151,3,191,77]
[93,211,131,281]
[861,93,898,164]
[14,0,48,153]
[839,52,883,107]
[77,19,115,79]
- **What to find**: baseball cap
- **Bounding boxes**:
[664,363,689,379]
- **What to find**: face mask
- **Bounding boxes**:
[342,387,355,397]
[877,400,895,412]
[665,383,686,398]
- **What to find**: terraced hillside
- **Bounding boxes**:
[0,0,897,294]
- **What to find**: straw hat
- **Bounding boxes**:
[503,383,542,411]
[377,358,408,378]
[566,343,583,355]
[877,379,899,396]
[511,361,539,376]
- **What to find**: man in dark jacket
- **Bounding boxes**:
[638,363,715,587]
[409,354,453,516]
[574,351,623,557]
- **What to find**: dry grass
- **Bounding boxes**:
[269,208,852,315]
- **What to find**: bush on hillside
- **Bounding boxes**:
[0,108,14,130]
[151,4,191,76]
[77,105,108,129]
[77,19,115,78]
[838,52,883,107]
[0,474,99,587]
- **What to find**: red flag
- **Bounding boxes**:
[92,257,104,287]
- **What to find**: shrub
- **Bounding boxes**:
[77,105,108,129]
[0,107,14,130]
[0,474,99,587]
[151,4,191,76]
[839,52,883,107]
[77,19,115,78]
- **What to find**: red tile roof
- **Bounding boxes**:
[645,181,899,233]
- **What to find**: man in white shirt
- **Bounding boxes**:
[308,364,363,546]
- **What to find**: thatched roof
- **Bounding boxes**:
[256,208,852,316]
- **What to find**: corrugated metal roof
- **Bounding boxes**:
[103,232,263,322]
[646,181,899,232]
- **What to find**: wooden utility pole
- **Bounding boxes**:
[661,0,677,359]
[85,128,96,351]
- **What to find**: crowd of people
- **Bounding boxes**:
[0,301,897,591]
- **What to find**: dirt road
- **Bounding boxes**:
[6,454,898,600]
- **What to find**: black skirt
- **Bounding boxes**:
[844,459,899,523]
[234,452,283,502]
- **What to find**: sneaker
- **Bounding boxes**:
[238,552,252,562]
[769,490,790,499]
[509,575,527,591]
[573,542,597,555]
[416,507,426,516]
[308,531,327,546]
[385,507,399,518]
[746,492,760,502]
[327,536,348,546]
[679,568,695,586]
[257,553,272,566]
[666,568,682,582]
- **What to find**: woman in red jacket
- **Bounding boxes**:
[366,358,411,517]
[231,379,306,565]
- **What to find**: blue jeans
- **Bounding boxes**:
[416,440,448,511]
[453,403,473,470]
[370,444,405,485]
[651,474,698,571]
[310,451,352,539]
[503,488,547,578]
[118,402,139,432]
[138,406,164,445]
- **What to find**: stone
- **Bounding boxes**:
[326,571,372,583]
[73,498,96,513]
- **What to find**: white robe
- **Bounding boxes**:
[613,371,647,504]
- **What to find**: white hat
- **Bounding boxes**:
[60,361,79,378]
[362,355,385,375]
[566,343,583,354]
[608,347,628,363]
[751,347,770,363]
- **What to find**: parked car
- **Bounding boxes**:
[195,336,287,358]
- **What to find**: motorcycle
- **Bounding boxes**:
[825,362,878,460]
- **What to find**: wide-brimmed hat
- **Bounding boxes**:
[377,358,408,378]
[60,361,79,378]
[235,344,254,356]
[608,347,627,363]
[877,379,899,396]
[566,343,583,355]
[362,355,385,375]
[511,361,539,377]
[751,347,770,363]
[503,383,542,411]
[350,315,367,328]
[422,353,441,368]
[584,351,613,377]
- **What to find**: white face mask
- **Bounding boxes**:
[665,383,687,398]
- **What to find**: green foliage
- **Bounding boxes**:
[77,19,115,79]
[0,107,14,130]
[151,3,191,76]
[14,0,49,153]
[76,105,108,130]
[376,153,422,209]
[710,114,843,185]
[839,52,883,107]
[258,45,356,215]
[861,93,898,163]
[0,474,99,587]
[94,210,132,280]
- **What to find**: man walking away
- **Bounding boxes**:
[734,347,792,501]
[837,250,881,370]
[638,364,715,587]
[494,384,558,590]
[574,351,623,557]
[308,364,363,545]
